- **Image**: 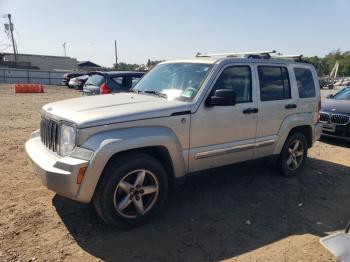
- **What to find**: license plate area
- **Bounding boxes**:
[323,123,335,133]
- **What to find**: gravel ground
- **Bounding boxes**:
[0,84,349,262]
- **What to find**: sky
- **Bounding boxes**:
[1,0,350,67]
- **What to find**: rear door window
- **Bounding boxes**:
[294,68,316,98]
[112,76,142,89]
[85,74,105,86]
[258,66,291,101]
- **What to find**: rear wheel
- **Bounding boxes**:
[93,153,168,228]
[278,132,308,177]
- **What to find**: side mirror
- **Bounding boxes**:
[326,94,334,99]
[207,89,236,106]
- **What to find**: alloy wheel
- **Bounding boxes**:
[113,169,159,218]
[286,139,304,171]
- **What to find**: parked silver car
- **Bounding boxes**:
[25,51,322,228]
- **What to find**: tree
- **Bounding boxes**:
[305,50,350,77]
[146,59,164,69]
[113,62,140,71]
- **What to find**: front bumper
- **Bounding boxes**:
[321,123,350,141]
[25,132,90,201]
[314,122,323,142]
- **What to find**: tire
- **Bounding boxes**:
[278,132,308,177]
[93,153,168,228]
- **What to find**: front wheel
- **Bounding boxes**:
[93,153,168,228]
[278,132,308,177]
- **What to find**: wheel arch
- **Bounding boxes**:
[75,126,187,203]
[273,113,314,155]
[102,146,176,186]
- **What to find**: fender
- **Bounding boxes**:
[75,126,187,203]
[273,112,314,155]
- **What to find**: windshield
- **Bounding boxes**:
[133,63,212,101]
[333,87,350,100]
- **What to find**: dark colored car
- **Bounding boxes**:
[62,72,85,87]
[319,78,334,89]
[83,71,144,96]
[320,86,350,141]
[68,75,89,90]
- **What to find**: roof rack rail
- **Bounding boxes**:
[272,54,304,62]
[196,50,276,59]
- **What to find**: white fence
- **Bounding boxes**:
[0,68,74,85]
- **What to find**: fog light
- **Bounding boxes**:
[77,167,87,184]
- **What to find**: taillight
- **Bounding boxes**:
[317,100,321,123]
[100,82,112,94]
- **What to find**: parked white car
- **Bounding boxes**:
[25,51,322,228]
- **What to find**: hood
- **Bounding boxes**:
[321,99,350,115]
[42,93,191,128]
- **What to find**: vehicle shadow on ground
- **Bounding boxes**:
[320,136,350,149]
[53,158,350,261]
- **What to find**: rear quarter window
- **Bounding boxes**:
[85,74,105,86]
[294,68,316,98]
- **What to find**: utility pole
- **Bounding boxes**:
[4,14,17,61]
[114,40,118,69]
[62,42,66,56]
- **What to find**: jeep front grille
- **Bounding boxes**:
[40,117,59,152]
[320,112,350,125]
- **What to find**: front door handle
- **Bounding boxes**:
[285,104,297,109]
[243,108,259,114]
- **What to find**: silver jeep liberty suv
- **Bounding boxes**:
[26,50,322,228]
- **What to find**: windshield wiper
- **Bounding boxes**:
[130,89,141,94]
[142,90,167,98]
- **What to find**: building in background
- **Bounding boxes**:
[77,61,101,71]
[0,52,78,70]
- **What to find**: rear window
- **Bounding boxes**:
[258,66,291,101]
[112,76,142,89]
[294,68,316,98]
[85,74,105,86]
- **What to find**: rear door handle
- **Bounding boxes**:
[285,104,297,109]
[243,108,259,114]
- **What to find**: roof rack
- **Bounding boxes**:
[195,51,307,62]
[196,50,276,59]
[272,54,304,62]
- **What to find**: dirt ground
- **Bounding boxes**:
[0,83,349,262]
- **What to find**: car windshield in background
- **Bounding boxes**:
[333,87,350,100]
[78,75,89,80]
[85,74,105,86]
[133,63,212,101]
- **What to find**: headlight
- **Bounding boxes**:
[59,124,76,156]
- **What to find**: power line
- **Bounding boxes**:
[0,44,11,51]
[0,38,9,44]
[14,29,21,53]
